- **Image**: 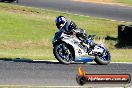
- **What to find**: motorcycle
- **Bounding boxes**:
[52,30,111,65]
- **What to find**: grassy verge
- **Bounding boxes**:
[0,3,132,62]
[76,0,132,6]
[114,0,132,5]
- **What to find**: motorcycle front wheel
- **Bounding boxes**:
[53,43,74,64]
[94,45,111,65]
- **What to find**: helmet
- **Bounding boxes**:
[55,16,67,29]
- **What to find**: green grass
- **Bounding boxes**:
[0,3,132,62]
[114,0,132,5]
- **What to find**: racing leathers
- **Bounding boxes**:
[58,20,88,43]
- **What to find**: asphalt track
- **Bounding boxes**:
[1,0,132,87]
[0,59,132,87]
[16,0,132,22]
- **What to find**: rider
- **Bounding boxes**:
[55,16,94,48]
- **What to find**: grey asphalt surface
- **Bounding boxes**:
[1,0,132,87]
[16,0,132,22]
[0,60,132,87]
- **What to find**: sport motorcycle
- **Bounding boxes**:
[52,30,110,65]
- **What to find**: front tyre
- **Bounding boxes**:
[53,43,74,64]
[94,46,111,65]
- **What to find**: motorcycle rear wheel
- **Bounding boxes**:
[53,43,74,64]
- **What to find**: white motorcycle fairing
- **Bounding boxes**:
[52,30,110,65]
[60,33,93,61]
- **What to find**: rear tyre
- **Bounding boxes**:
[53,43,74,64]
